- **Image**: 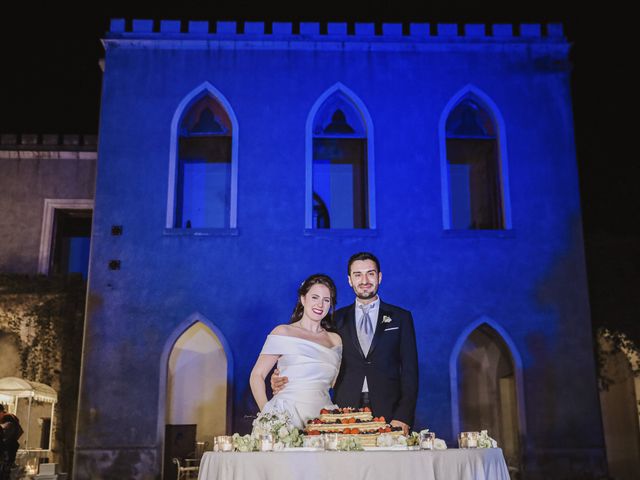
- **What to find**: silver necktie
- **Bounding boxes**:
[359,304,374,354]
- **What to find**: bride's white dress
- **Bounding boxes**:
[260,334,342,429]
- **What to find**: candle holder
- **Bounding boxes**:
[458,431,479,448]
[215,435,234,452]
[323,433,338,451]
[303,435,325,449]
[419,431,435,450]
[260,433,274,452]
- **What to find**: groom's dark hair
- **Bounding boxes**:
[347,252,380,274]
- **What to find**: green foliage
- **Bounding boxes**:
[584,234,640,388]
[595,327,640,391]
[0,274,86,473]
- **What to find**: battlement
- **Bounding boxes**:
[1,134,97,148]
[106,19,564,42]
[0,134,97,160]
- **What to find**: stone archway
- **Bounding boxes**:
[456,323,521,471]
[165,321,228,445]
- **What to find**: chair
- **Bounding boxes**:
[173,457,199,480]
[173,441,209,480]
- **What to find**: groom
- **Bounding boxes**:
[273,252,418,433]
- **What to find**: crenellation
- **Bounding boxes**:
[547,23,564,37]
[110,19,126,33]
[21,134,39,145]
[62,134,81,146]
[216,21,237,34]
[520,23,542,37]
[188,21,209,34]
[42,134,60,145]
[355,23,375,36]
[465,24,486,37]
[300,22,320,35]
[327,23,348,35]
[244,22,265,35]
[0,134,98,156]
[437,23,458,36]
[160,20,181,34]
[409,23,430,37]
[382,23,402,36]
[106,18,565,41]
[1,134,17,145]
[132,19,154,33]
[492,24,514,37]
[272,22,292,35]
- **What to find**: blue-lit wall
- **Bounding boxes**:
[74,22,605,479]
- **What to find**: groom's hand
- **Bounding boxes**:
[270,368,288,394]
[390,420,409,435]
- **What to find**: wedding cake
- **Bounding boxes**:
[305,407,403,446]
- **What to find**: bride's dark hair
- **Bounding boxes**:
[289,274,337,331]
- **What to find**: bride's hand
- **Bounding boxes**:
[271,368,288,394]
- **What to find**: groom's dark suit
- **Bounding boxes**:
[333,301,418,427]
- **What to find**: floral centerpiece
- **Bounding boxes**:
[232,433,257,452]
[337,436,363,451]
[477,430,498,448]
[406,431,420,447]
[251,410,304,448]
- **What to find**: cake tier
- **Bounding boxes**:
[318,407,373,423]
[309,421,386,433]
[339,431,403,447]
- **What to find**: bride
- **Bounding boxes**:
[250,274,342,429]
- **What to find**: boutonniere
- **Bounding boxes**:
[382,315,393,324]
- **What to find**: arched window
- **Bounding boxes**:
[445,97,504,230]
[175,94,232,229]
[311,91,369,229]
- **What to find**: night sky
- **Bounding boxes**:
[1,2,636,240]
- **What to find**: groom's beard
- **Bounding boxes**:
[355,285,378,300]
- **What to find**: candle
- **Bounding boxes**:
[221,441,233,452]
[216,435,233,451]
[419,431,435,450]
[260,434,274,451]
[324,433,338,450]
[458,432,478,448]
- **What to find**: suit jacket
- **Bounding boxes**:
[333,301,418,427]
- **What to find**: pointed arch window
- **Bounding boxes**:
[445,98,504,230]
[175,95,232,229]
[311,93,369,229]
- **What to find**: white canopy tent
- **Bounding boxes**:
[0,376,57,451]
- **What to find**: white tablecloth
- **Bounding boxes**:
[198,448,510,480]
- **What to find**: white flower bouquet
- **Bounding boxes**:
[477,430,498,448]
[251,410,304,447]
[406,431,420,447]
[232,433,257,452]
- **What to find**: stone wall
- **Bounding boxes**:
[0,134,96,273]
